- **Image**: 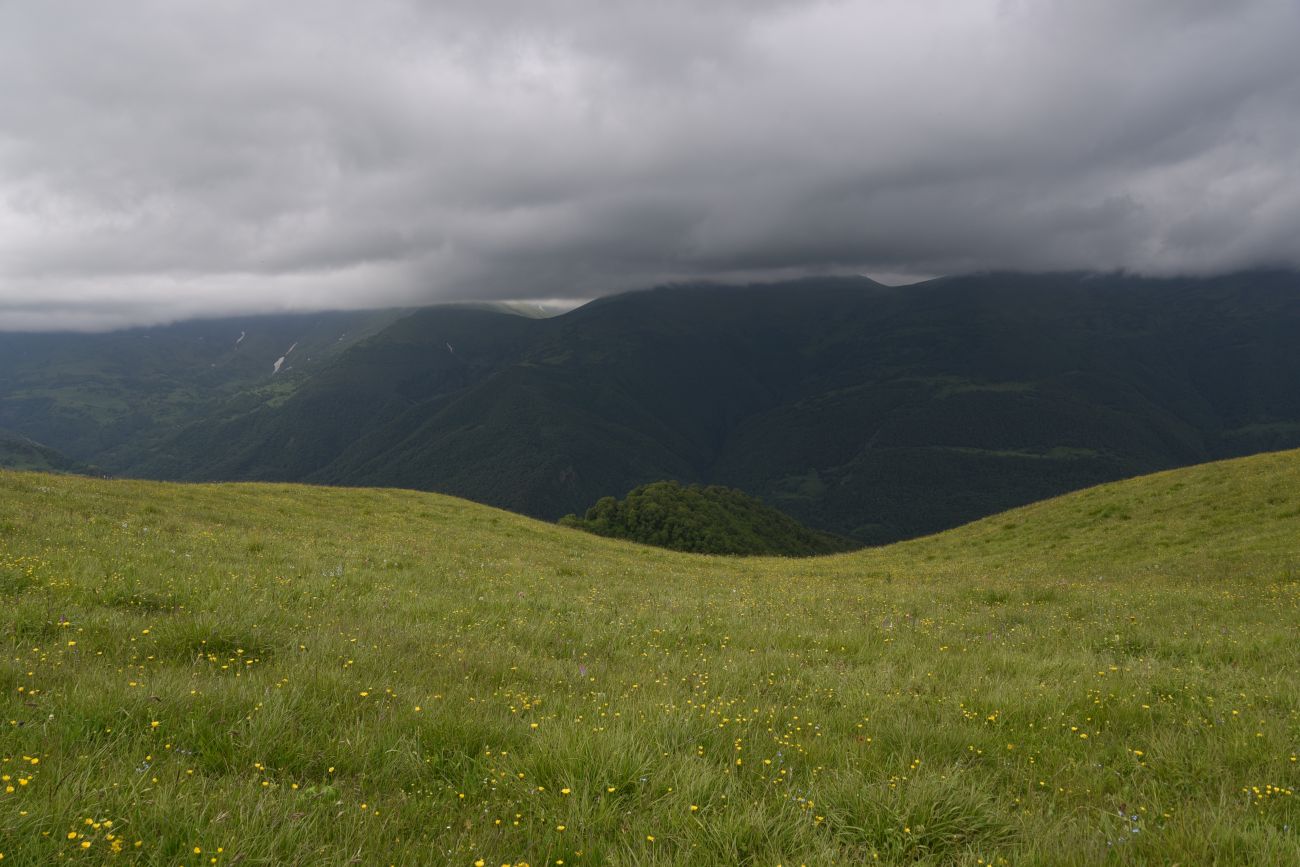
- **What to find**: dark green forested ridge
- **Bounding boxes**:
[0,309,406,465]
[559,480,854,556]
[0,429,98,475]
[2,270,1300,543]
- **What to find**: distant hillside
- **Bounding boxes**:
[560,481,854,556]
[3,270,1300,543]
[0,309,406,464]
[0,429,97,474]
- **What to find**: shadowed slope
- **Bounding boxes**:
[0,429,97,474]
[123,271,1300,544]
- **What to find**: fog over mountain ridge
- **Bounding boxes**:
[2,1,1298,329]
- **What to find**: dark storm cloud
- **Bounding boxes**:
[2,0,1298,329]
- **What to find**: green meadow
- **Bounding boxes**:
[0,450,1298,865]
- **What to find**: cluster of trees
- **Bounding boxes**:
[560,480,854,556]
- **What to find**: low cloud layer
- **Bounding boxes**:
[3,0,1299,329]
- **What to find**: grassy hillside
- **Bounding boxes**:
[0,451,1297,864]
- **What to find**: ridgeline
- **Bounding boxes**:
[4,271,1300,544]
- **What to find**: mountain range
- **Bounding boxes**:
[2,270,1298,543]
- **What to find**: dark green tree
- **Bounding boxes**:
[560,481,855,556]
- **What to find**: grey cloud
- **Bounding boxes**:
[1,0,1298,329]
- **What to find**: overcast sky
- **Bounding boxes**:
[2,0,1299,330]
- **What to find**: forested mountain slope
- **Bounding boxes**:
[3,271,1299,543]
[138,271,1300,542]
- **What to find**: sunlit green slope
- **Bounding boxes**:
[0,450,1297,864]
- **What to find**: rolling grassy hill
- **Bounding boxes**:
[0,450,1297,863]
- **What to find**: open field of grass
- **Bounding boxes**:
[0,450,1298,864]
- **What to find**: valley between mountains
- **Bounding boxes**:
[3,270,1300,545]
